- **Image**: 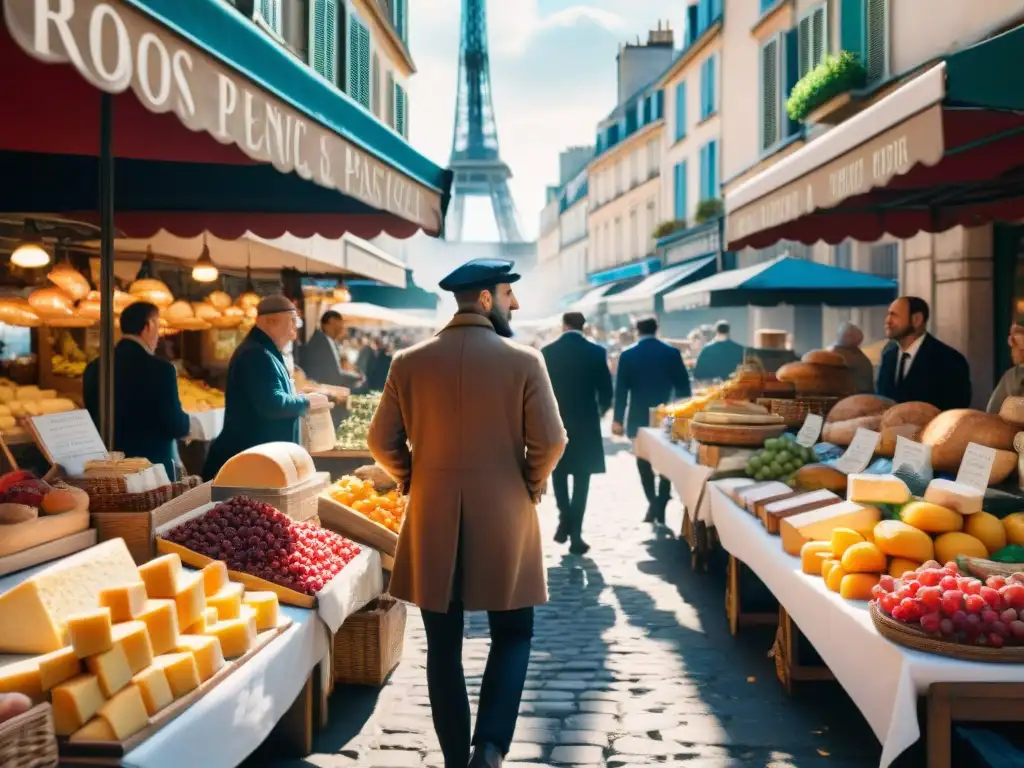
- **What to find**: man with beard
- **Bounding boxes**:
[876,296,972,410]
[368,258,566,768]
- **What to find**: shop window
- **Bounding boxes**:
[673,161,687,221]
[674,80,687,141]
[281,0,309,61]
[841,0,888,83]
[870,242,898,280]
[310,0,339,84]
[798,3,828,79]
[347,12,371,109]
[700,54,717,120]
[0,325,30,361]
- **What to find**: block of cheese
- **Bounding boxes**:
[205,614,256,659]
[111,621,154,675]
[185,606,218,634]
[923,478,984,516]
[0,539,139,654]
[799,542,833,576]
[69,717,117,742]
[213,442,315,488]
[51,673,105,736]
[176,634,225,682]
[0,658,44,701]
[762,490,840,534]
[67,608,113,659]
[201,561,229,598]
[242,592,280,632]
[97,684,149,740]
[173,572,206,630]
[38,646,82,691]
[85,643,132,698]
[152,653,200,698]
[136,600,179,655]
[737,481,794,513]
[847,474,911,505]
[98,582,147,622]
[206,582,244,621]
[131,666,173,717]
[138,554,182,600]
[780,501,883,556]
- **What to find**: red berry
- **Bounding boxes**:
[964,594,987,614]
[940,575,959,592]
[920,612,941,634]
[961,579,983,595]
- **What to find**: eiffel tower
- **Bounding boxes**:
[447,0,524,243]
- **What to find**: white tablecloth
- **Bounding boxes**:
[634,428,715,523]
[708,482,1024,768]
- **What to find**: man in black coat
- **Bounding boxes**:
[876,296,972,411]
[83,301,191,479]
[541,312,612,555]
[301,310,363,389]
[613,315,692,524]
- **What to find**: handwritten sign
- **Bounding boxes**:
[956,443,997,492]
[29,410,107,476]
[833,428,881,475]
[796,414,824,447]
[892,436,932,476]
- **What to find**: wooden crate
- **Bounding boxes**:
[928,683,1024,768]
[91,512,153,564]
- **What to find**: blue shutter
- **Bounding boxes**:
[673,162,687,221]
[698,145,707,200]
[656,89,664,119]
[711,0,723,21]
[707,55,716,116]
[697,0,710,33]
[784,28,800,137]
[359,22,371,109]
[395,0,407,44]
[674,81,686,141]
[311,0,338,84]
[395,84,407,137]
[347,16,360,98]
[708,140,718,199]
[687,5,698,45]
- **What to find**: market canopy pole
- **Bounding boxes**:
[99,93,115,447]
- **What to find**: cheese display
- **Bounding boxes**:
[762,490,840,534]
[152,653,201,698]
[792,464,848,493]
[800,541,833,575]
[780,501,882,556]
[830,528,866,559]
[137,599,179,656]
[95,684,149,740]
[242,592,279,631]
[177,377,225,413]
[213,442,317,489]
[138,554,182,600]
[111,621,155,675]
[847,474,911,505]
[923,479,983,516]
[201,561,229,598]
[172,572,206,630]
[204,610,257,659]
[206,582,244,620]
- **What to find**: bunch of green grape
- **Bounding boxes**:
[746,435,816,483]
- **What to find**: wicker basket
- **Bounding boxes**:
[757,396,839,428]
[79,476,202,513]
[332,597,406,686]
[869,601,1024,662]
[0,703,58,768]
[689,420,786,447]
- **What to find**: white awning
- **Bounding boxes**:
[606,256,717,316]
[330,302,436,328]
[570,284,618,314]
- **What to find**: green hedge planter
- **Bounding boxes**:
[786,51,868,123]
[695,199,723,224]
[653,220,687,238]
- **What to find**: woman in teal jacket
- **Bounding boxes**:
[202,296,327,480]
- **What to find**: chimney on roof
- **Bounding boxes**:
[648,20,674,46]
[616,22,675,104]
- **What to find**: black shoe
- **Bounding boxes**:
[569,538,590,556]
[554,521,569,544]
[468,742,503,768]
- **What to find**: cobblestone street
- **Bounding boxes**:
[257,439,884,767]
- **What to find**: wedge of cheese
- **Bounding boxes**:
[67,608,113,659]
[136,600,179,656]
[52,674,105,736]
[201,561,229,598]
[85,644,132,698]
[0,540,139,654]
[847,473,911,505]
[111,621,154,675]
[131,666,173,717]
[172,573,206,630]
[242,592,279,632]
[98,582,147,623]
[780,501,883,556]
[152,653,200,698]
[923,478,984,516]
[138,554,182,600]
[176,634,225,682]
[206,583,243,621]
[97,684,149,740]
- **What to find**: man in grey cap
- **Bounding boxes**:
[368,258,567,768]
[202,295,328,480]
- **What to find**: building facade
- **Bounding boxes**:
[721,0,1024,404]
[230,0,413,137]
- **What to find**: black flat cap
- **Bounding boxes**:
[438,258,521,292]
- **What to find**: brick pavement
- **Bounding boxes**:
[254,440,884,767]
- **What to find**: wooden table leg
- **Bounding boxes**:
[927,684,952,768]
[272,669,315,757]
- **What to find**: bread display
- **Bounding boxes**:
[919,409,1019,480]
[826,394,895,424]
[776,359,856,397]
[801,350,848,367]
[822,414,884,446]
[999,396,1024,427]
[879,401,941,430]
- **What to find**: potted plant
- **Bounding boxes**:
[695,199,724,224]
[786,51,868,125]
[653,220,687,238]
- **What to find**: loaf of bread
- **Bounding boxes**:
[801,350,848,367]
[999,396,1024,427]
[776,362,856,397]
[879,401,941,430]
[821,414,884,446]
[877,426,922,458]
[919,409,1019,472]
[827,394,894,423]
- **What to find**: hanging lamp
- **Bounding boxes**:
[10,219,50,269]
[47,241,90,300]
[129,247,174,308]
[333,283,352,303]
[237,244,260,311]
[192,233,218,282]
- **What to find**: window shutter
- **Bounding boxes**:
[812,4,827,69]
[798,14,811,78]
[347,17,360,97]
[759,38,779,152]
[323,0,338,84]
[674,81,686,141]
[865,0,887,81]
[840,0,866,61]
[386,72,395,126]
[311,0,326,77]
[395,0,407,43]
[707,55,716,115]
[673,162,686,221]
[395,84,406,137]
[697,0,710,33]
[655,89,664,119]
[371,53,381,117]
[708,140,718,199]
[360,23,371,108]
[784,28,800,137]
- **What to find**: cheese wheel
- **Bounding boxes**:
[821,414,883,447]
[920,409,1018,472]
[213,442,315,488]
[827,394,895,424]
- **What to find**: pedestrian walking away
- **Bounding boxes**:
[612,315,691,524]
[367,257,567,768]
[541,311,613,556]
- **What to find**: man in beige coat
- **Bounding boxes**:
[368,258,567,768]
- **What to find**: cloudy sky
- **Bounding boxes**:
[406,0,687,242]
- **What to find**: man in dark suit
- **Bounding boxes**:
[202,296,328,480]
[541,311,613,555]
[693,320,745,381]
[83,301,191,479]
[301,310,363,389]
[613,315,691,524]
[876,296,972,410]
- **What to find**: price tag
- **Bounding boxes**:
[28,410,107,476]
[892,435,932,476]
[956,442,996,492]
[833,428,881,475]
[795,414,824,447]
